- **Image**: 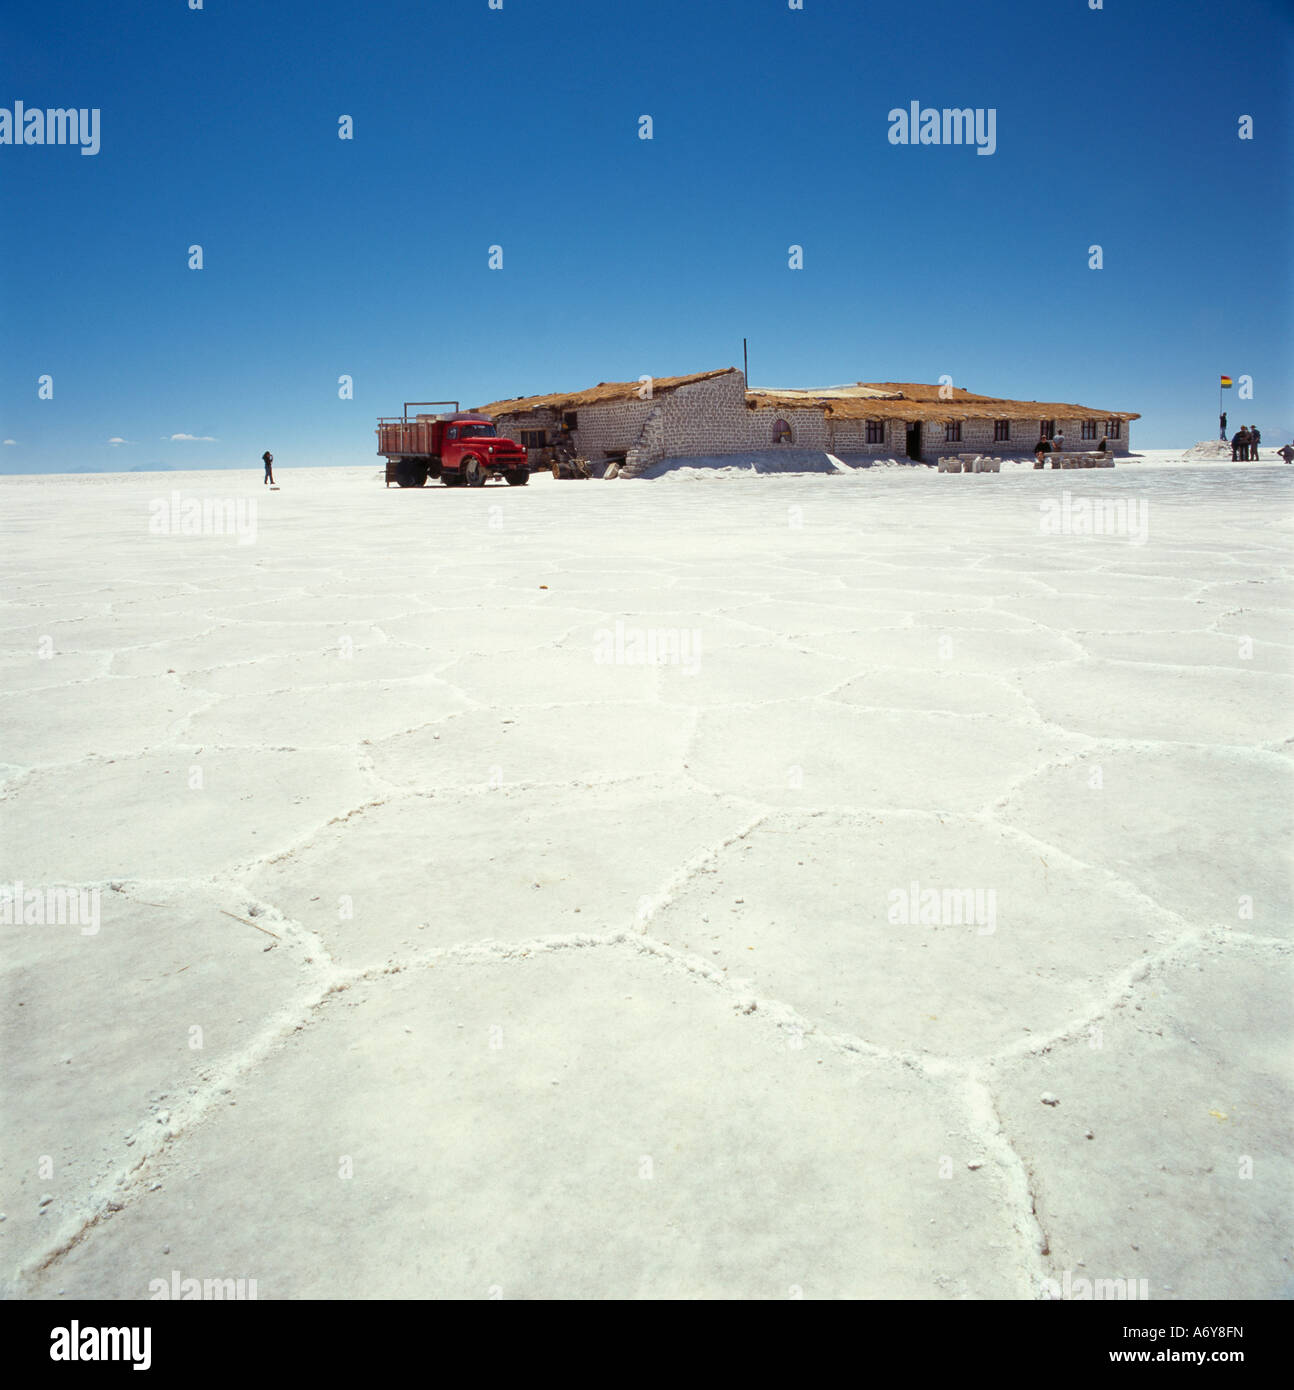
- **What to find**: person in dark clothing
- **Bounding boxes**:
[1277,443,1294,465]
[262,450,274,485]
[1231,430,1245,461]
[1220,411,1227,440]
[1240,427,1253,461]
[1034,436,1052,467]
[1249,426,1260,460]
[1098,436,1108,452]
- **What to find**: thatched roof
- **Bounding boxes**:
[747,382,1139,423]
[479,368,738,417]
[479,369,1138,424]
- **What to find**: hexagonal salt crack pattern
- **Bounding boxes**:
[1019,662,1294,746]
[201,596,428,627]
[0,887,303,1286]
[656,642,851,706]
[24,947,1025,1299]
[1213,609,1294,648]
[688,702,1076,810]
[830,669,1033,718]
[0,651,107,694]
[435,647,659,707]
[649,811,1172,1058]
[0,677,192,766]
[792,625,1081,673]
[109,623,388,679]
[379,606,611,656]
[244,781,752,968]
[1075,630,1294,676]
[985,940,1294,1299]
[0,749,376,882]
[181,678,471,749]
[995,596,1228,634]
[368,702,692,791]
[1000,746,1294,934]
[183,643,448,697]
[0,613,219,656]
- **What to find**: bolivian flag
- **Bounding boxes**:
[1221,375,1234,388]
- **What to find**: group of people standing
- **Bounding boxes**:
[1229,425,1262,460]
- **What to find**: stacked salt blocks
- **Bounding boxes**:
[937,455,1002,473]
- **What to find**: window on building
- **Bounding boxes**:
[563,412,578,431]
[994,420,1010,442]
[865,420,884,444]
[1106,419,1122,438]
[1081,420,1098,440]
[944,422,962,443]
[773,419,793,445]
[1040,419,1056,439]
[520,430,547,449]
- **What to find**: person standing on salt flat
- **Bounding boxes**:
[1250,426,1261,460]
[262,450,274,485]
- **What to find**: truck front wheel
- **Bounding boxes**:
[505,470,529,486]
[462,456,486,487]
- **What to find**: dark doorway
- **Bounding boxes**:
[905,422,922,461]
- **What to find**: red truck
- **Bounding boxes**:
[377,401,530,488]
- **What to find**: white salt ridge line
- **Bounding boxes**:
[629,919,1287,1292]
[620,934,1055,1296]
[962,1072,1055,1287]
[976,819,1226,939]
[21,862,1168,1300]
[17,968,347,1290]
[630,809,770,930]
[982,929,1290,1067]
[11,923,634,1294]
[236,773,689,874]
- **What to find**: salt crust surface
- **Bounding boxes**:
[1,462,1290,1298]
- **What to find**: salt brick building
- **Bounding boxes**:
[478,369,1139,477]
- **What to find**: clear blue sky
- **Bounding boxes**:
[1,0,1290,471]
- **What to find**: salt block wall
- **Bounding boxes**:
[658,372,757,457]
[614,372,757,475]
[491,406,560,456]
[569,396,658,461]
[917,416,1131,457]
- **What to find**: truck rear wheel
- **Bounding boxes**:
[395,462,427,488]
[505,470,529,486]
[463,456,486,487]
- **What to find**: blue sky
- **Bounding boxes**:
[1,0,1290,471]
